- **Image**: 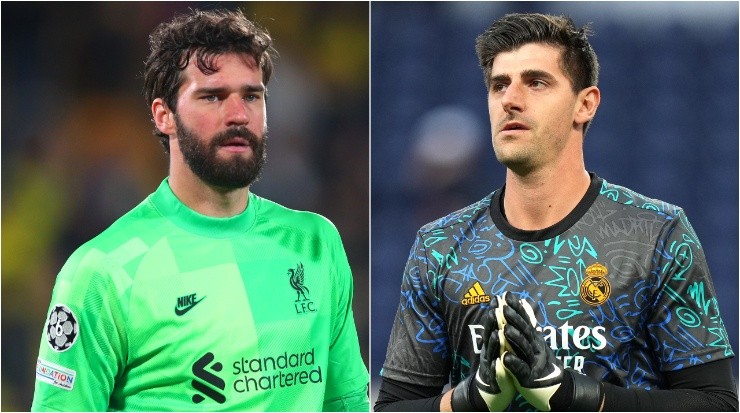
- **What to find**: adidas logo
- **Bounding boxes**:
[461,282,491,306]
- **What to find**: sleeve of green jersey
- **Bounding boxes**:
[32,247,128,411]
[321,225,370,412]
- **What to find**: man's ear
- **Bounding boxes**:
[152,98,176,136]
[574,86,600,127]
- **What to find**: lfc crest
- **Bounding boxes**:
[288,263,316,314]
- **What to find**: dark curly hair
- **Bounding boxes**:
[475,13,599,134]
[143,8,277,153]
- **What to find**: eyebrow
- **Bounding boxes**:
[194,84,265,95]
[521,69,556,82]
[490,69,557,84]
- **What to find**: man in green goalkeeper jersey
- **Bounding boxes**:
[31,8,369,412]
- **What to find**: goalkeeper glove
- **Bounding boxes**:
[500,293,604,411]
[451,296,515,411]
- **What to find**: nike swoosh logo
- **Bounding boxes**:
[534,363,562,382]
[175,297,205,316]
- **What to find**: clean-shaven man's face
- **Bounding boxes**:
[487,42,581,174]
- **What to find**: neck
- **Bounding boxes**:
[168,163,249,218]
[503,163,590,231]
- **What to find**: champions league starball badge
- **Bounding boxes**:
[46,304,79,352]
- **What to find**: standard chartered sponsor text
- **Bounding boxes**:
[231,347,322,392]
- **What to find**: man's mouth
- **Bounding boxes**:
[501,121,529,132]
[219,137,252,152]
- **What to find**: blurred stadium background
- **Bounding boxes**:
[371,1,738,405]
[1,2,368,410]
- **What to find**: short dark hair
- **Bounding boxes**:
[475,13,599,134]
[143,8,277,153]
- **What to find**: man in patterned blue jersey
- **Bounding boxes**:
[375,13,737,412]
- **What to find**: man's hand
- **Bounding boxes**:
[499,293,563,411]
[500,293,603,411]
[450,296,515,411]
[475,296,516,410]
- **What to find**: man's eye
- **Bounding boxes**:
[492,83,508,92]
[203,95,219,102]
[244,94,260,102]
[531,80,547,88]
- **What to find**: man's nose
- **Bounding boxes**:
[224,95,249,126]
[501,84,524,113]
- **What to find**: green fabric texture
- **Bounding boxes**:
[33,178,369,411]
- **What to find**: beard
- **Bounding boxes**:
[174,114,267,190]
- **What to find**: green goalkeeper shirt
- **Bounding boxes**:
[32,178,369,411]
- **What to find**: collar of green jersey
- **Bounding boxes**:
[151,178,258,238]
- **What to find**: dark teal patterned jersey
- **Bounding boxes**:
[381,173,733,410]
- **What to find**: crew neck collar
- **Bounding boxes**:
[490,172,602,242]
[150,178,258,238]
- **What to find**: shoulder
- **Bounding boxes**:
[597,178,686,219]
[84,195,164,252]
[252,193,341,238]
[418,193,494,236]
[58,196,161,283]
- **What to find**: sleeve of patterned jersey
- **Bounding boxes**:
[32,248,127,412]
[380,231,451,388]
[322,225,370,412]
[647,209,734,372]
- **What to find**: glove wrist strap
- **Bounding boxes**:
[451,375,488,411]
[569,371,604,411]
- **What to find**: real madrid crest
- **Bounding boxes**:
[580,263,611,306]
